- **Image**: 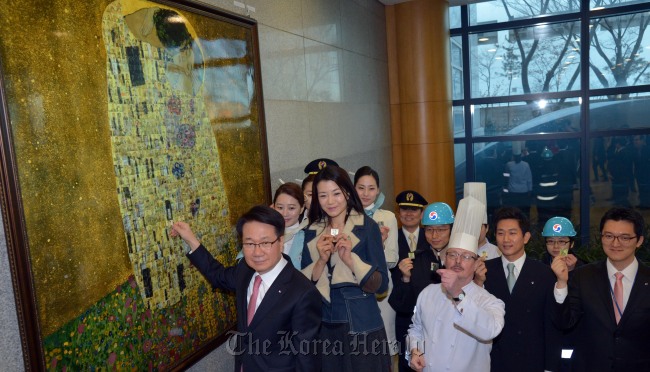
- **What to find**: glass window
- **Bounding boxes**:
[450,6,461,29]
[453,1,650,254]
[591,0,650,10]
[454,143,467,202]
[470,22,581,98]
[469,0,580,26]
[589,93,650,131]
[471,98,581,137]
[451,36,464,100]
[589,135,650,207]
[589,11,650,89]
[470,139,581,229]
[588,135,650,262]
[453,105,465,138]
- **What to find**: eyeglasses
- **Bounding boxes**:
[425,227,451,235]
[601,233,637,244]
[545,239,570,247]
[445,251,478,262]
[242,237,280,250]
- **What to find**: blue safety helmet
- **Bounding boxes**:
[421,202,455,225]
[542,216,577,237]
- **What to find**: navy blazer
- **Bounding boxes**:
[553,260,650,372]
[188,246,322,372]
[484,257,561,372]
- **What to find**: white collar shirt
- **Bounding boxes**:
[247,257,288,312]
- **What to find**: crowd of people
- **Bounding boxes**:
[169,158,650,372]
[477,135,650,228]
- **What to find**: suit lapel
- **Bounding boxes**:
[487,259,510,300]
[511,259,534,297]
[246,263,292,329]
[417,229,428,251]
[397,229,408,259]
[238,265,255,327]
[618,262,650,326]
[593,261,619,325]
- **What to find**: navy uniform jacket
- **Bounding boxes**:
[553,261,650,372]
[389,246,442,316]
[188,247,322,372]
[484,257,562,372]
[395,228,429,270]
[390,228,438,371]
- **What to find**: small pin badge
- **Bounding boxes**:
[531,281,535,285]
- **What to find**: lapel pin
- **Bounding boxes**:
[531,281,535,285]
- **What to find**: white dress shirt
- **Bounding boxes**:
[403,226,420,246]
[502,253,526,280]
[246,257,288,312]
[554,257,639,305]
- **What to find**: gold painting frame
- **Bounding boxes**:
[0,0,270,369]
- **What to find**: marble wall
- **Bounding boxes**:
[216,0,393,198]
[0,0,391,370]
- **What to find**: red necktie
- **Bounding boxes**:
[613,272,624,324]
[247,275,262,325]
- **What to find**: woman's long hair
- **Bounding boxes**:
[308,165,364,225]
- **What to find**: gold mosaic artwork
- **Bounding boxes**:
[0,0,265,337]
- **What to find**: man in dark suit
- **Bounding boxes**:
[389,190,428,371]
[479,207,562,372]
[551,207,650,372]
[171,205,322,371]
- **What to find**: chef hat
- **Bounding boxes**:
[463,182,488,224]
[447,196,485,255]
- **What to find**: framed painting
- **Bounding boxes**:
[0,0,269,369]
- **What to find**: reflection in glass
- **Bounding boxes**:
[465,139,580,228]
[470,22,581,98]
[589,94,650,131]
[590,135,650,209]
[451,36,464,100]
[591,0,649,10]
[453,105,465,138]
[470,0,579,26]
[589,135,650,262]
[472,98,580,136]
[589,11,650,89]
[450,6,461,29]
[454,143,466,202]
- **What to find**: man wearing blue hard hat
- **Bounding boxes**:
[541,216,585,271]
[541,216,584,372]
[389,200,454,372]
